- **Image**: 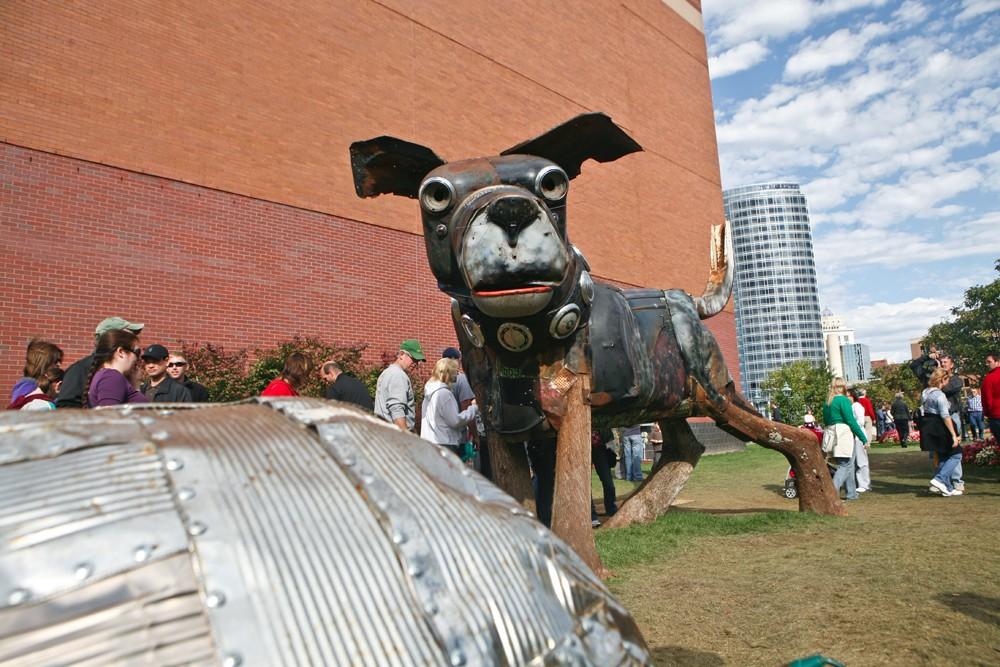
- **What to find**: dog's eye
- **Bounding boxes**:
[536,166,568,202]
[419,177,455,213]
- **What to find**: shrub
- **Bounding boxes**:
[180,336,382,402]
[875,429,921,447]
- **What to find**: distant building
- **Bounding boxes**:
[871,359,889,370]
[910,338,926,359]
[841,343,872,383]
[822,309,855,378]
[723,182,826,410]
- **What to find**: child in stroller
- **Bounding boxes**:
[784,413,825,499]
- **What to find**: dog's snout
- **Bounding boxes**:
[487,196,538,247]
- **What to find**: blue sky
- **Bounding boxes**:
[703,0,1000,362]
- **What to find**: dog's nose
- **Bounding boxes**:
[487,196,537,247]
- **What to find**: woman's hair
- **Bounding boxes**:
[430,358,459,385]
[23,339,63,379]
[928,367,950,388]
[281,353,314,390]
[826,377,847,405]
[82,330,141,408]
[37,365,65,396]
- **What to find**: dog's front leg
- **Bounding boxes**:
[550,373,606,577]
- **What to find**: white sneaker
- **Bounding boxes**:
[930,479,948,494]
[943,489,963,497]
[953,482,965,492]
[929,485,942,495]
[591,518,601,528]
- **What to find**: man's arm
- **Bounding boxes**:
[384,371,411,431]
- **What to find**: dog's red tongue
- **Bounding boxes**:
[473,286,553,297]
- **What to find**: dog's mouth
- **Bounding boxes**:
[472,285,554,298]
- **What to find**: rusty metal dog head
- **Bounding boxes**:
[350,114,642,333]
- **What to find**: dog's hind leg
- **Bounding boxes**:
[699,387,846,517]
[603,419,705,529]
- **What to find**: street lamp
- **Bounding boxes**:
[782,382,792,397]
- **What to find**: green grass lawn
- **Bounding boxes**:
[597,445,1000,666]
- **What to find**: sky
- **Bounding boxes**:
[702,0,1000,362]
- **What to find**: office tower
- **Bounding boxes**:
[723,183,826,409]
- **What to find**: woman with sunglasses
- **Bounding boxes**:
[83,330,148,407]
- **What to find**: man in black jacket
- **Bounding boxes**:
[890,393,911,447]
[166,353,209,402]
[139,345,192,403]
[55,316,144,408]
[321,360,374,410]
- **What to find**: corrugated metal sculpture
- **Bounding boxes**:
[0,399,650,666]
[350,113,843,574]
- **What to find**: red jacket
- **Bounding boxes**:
[858,396,876,421]
[983,367,1000,419]
[261,378,298,397]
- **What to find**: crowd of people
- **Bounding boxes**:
[814,348,1000,501]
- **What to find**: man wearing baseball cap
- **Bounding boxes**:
[374,339,424,431]
[139,344,192,403]
[55,316,144,408]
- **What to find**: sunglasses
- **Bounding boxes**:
[167,362,188,368]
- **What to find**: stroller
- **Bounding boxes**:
[783,421,827,500]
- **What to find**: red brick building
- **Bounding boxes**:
[0,0,736,392]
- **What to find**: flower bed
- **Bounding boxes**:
[962,437,1000,466]
[874,429,920,447]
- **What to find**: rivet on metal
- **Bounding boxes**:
[133,545,154,562]
[424,601,439,615]
[138,416,156,426]
[7,588,30,606]
[151,430,170,441]
[342,454,356,467]
[205,591,227,608]
[165,457,184,471]
[222,653,243,667]
[361,472,375,485]
[408,563,424,577]
[74,562,95,580]
[188,521,208,536]
[177,487,196,501]
[391,531,408,545]
[450,649,467,666]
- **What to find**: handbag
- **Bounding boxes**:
[821,425,837,455]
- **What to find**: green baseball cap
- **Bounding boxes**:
[399,339,425,361]
[95,316,144,337]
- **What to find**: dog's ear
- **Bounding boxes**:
[501,112,642,179]
[349,136,446,199]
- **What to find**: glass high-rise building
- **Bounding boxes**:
[723,183,826,409]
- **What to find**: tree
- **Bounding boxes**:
[761,360,833,425]
[864,362,921,410]
[924,258,1000,377]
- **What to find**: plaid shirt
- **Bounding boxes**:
[968,394,983,412]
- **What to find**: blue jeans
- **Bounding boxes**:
[928,451,963,484]
[933,451,963,492]
[622,434,644,481]
[968,411,984,440]
[832,450,858,500]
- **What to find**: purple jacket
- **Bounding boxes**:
[11,377,37,402]
[88,368,148,407]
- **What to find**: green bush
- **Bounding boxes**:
[179,336,398,402]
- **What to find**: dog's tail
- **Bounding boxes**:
[692,219,734,319]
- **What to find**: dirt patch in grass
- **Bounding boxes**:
[599,446,1000,666]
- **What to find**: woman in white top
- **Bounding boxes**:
[850,388,872,493]
[421,358,478,457]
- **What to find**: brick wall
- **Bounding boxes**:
[1,142,738,395]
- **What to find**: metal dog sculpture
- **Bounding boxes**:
[350,114,843,573]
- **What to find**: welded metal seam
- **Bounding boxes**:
[165,407,440,666]
[309,419,484,667]
[253,405,443,665]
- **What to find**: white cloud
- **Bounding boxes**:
[784,24,888,79]
[956,0,1000,22]
[709,41,769,78]
[704,0,890,48]
[893,1,929,25]
[834,297,958,361]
